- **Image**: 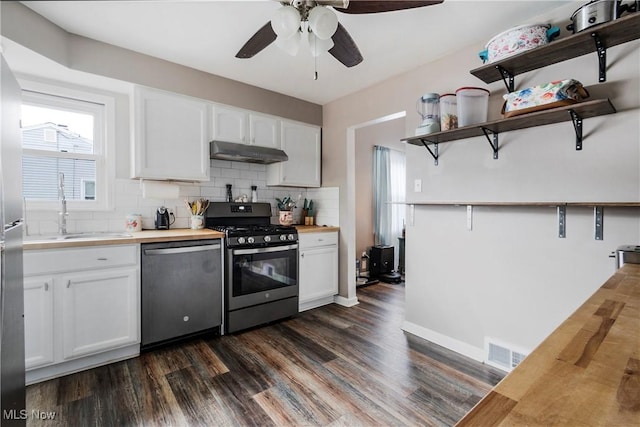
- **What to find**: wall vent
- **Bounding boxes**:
[485,338,529,372]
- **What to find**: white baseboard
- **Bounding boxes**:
[333,295,359,307]
[26,344,140,385]
[402,321,484,363]
[299,295,336,312]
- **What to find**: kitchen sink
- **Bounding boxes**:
[26,232,132,241]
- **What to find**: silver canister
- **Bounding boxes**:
[615,245,640,269]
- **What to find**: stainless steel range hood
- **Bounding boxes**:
[210,140,288,164]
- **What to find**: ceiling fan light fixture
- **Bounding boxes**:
[308,31,334,57]
[308,6,338,40]
[275,31,302,56]
[271,5,301,39]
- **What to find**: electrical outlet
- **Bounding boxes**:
[414,179,422,192]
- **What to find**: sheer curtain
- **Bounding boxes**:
[373,146,406,262]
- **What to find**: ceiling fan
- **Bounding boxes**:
[236,1,444,68]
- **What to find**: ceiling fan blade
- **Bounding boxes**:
[329,22,363,68]
[335,0,444,14]
[235,22,277,59]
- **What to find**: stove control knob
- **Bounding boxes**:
[287,234,295,241]
[247,237,255,244]
[264,235,271,242]
[280,235,287,241]
[237,237,246,244]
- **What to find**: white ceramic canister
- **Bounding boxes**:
[190,214,205,230]
[125,214,142,232]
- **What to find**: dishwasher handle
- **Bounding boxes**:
[144,244,221,256]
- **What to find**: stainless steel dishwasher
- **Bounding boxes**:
[141,239,222,349]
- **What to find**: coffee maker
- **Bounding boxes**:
[155,206,174,230]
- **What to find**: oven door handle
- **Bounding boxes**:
[232,244,298,255]
[144,244,221,256]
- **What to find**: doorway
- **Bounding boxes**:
[355,120,406,277]
[345,112,406,302]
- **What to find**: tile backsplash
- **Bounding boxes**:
[25,160,339,236]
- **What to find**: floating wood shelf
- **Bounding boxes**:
[403,99,614,145]
[402,99,616,164]
[470,13,640,90]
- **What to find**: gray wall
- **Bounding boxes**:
[323,2,639,360]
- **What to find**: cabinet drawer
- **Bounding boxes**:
[24,245,138,276]
[299,232,338,249]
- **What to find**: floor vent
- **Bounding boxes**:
[485,338,528,372]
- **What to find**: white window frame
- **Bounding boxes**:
[19,79,115,211]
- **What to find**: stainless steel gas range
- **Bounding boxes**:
[206,202,299,333]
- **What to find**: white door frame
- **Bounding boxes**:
[344,111,406,301]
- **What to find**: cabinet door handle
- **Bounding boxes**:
[67,280,71,288]
[301,253,305,258]
[97,257,108,261]
[44,282,49,291]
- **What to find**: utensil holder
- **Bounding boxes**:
[190,214,204,230]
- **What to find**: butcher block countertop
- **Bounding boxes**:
[295,225,339,233]
[23,229,225,250]
[457,263,640,426]
[23,225,339,250]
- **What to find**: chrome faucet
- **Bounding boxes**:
[58,172,68,235]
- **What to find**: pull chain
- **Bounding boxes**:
[313,34,318,80]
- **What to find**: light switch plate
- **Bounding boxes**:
[414,179,422,192]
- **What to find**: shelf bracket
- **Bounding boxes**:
[594,206,604,240]
[419,139,439,166]
[592,32,607,82]
[557,205,566,238]
[568,109,583,150]
[481,127,499,159]
[496,65,515,92]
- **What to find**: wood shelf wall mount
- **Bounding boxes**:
[407,202,640,240]
[402,99,616,165]
[469,13,640,90]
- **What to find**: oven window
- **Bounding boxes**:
[232,249,297,296]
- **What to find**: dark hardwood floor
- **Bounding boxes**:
[26,282,504,426]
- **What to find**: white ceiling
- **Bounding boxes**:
[20,0,576,105]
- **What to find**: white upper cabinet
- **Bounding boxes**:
[213,105,280,148]
[212,105,247,144]
[267,120,321,187]
[131,86,210,181]
[249,112,279,148]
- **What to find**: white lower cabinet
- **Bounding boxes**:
[299,232,338,311]
[23,245,140,384]
[23,276,54,369]
[61,267,139,360]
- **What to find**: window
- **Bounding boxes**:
[81,179,96,200]
[20,79,115,211]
